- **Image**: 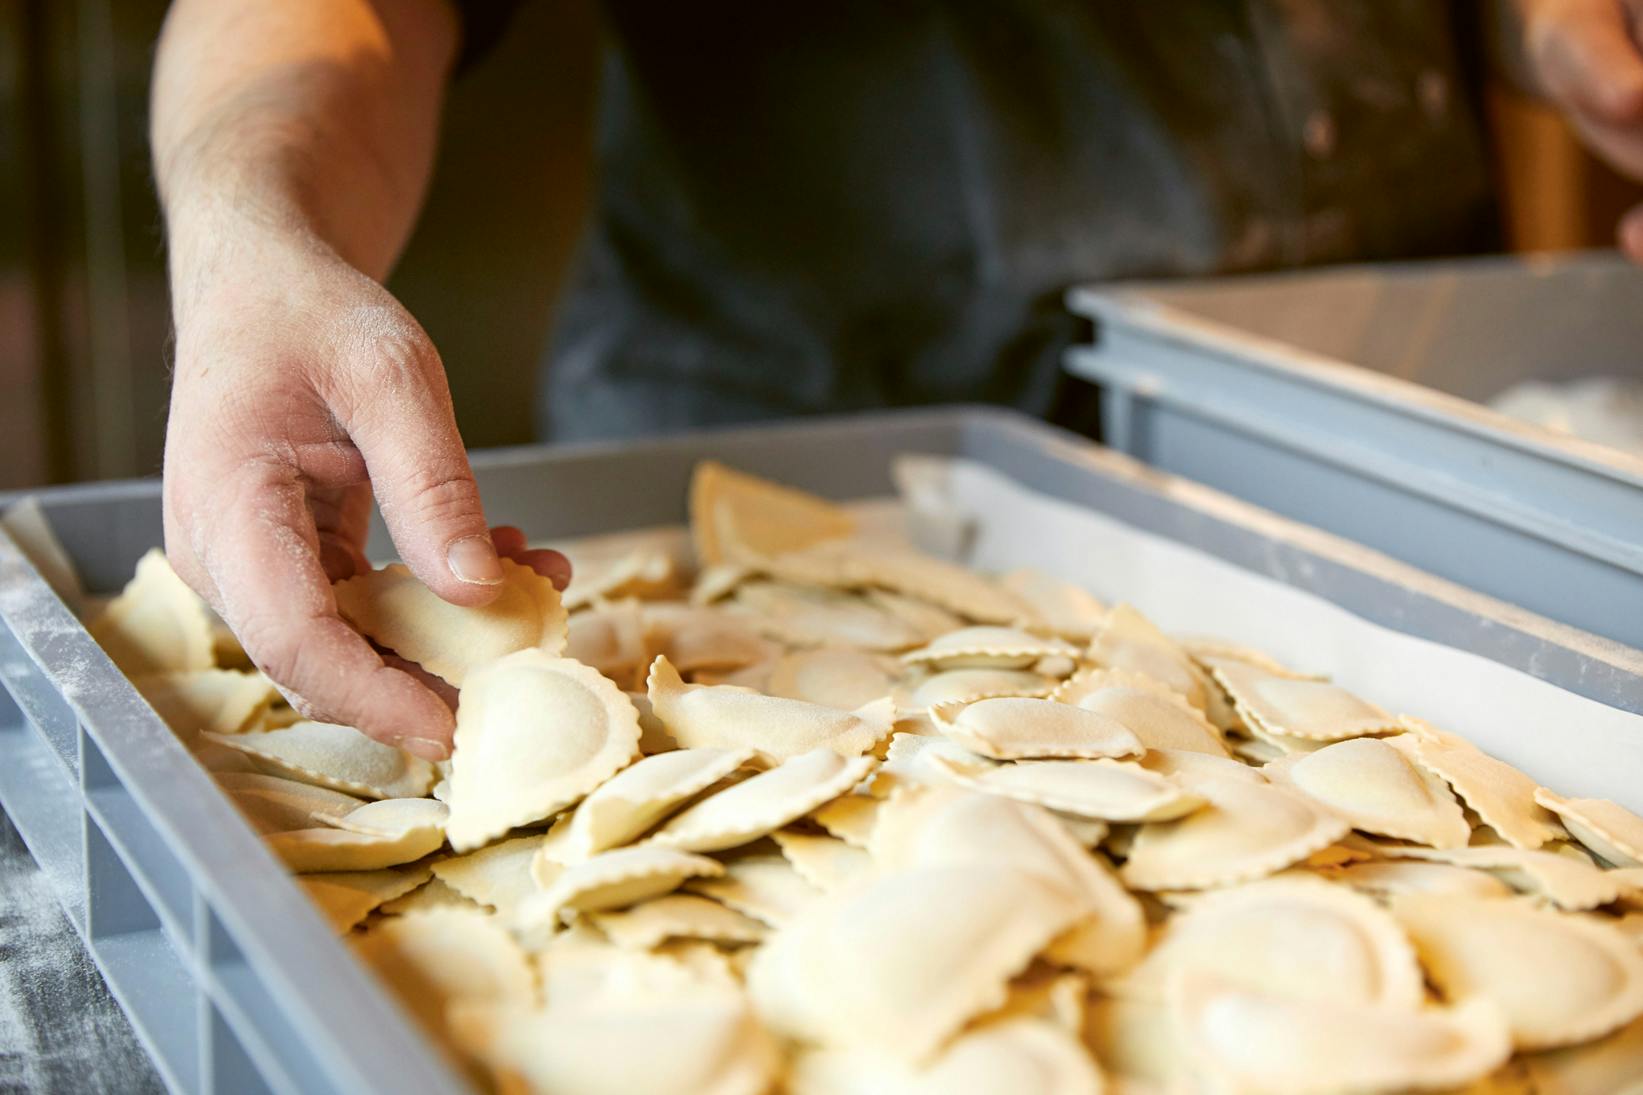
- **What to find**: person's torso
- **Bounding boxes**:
[544,0,1497,442]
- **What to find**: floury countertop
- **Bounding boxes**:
[0,812,160,1093]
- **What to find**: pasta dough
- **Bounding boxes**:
[77,458,1637,1094]
[333,559,567,685]
[445,652,640,852]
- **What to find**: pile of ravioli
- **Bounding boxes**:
[88,461,1643,1094]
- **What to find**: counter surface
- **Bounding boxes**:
[0,810,161,1094]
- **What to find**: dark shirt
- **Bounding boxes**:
[461,2,1499,442]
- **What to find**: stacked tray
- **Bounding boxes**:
[1067,252,1643,649]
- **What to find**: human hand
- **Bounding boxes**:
[372,525,570,714]
[163,218,568,759]
[1518,0,1643,258]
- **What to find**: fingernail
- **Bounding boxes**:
[402,737,450,761]
[447,535,504,586]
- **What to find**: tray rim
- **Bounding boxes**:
[3,403,1642,1093]
[1067,252,1643,488]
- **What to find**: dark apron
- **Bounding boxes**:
[541,0,1497,443]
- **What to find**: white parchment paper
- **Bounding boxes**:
[903,457,1643,812]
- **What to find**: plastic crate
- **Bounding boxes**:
[3,406,1641,1093]
[1066,252,1643,650]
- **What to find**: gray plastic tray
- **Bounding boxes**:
[3,406,1641,1094]
[1066,253,1643,650]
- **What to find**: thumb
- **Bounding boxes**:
[334,320,503,607]
[1621,202,1643,260]
[1530,0,1643,125]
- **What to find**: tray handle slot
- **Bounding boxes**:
[82,727,197,945]
[0,615,81,774]
[85,815,202,1092]
[203,998,280,1095]
[202,909,345,1095]
[0,685,86,929]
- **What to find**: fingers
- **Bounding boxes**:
[380,651,462,711]
[316,536,366,584]
[489,526,573,589]
[312,485,372,582]
[1621,203,1643,259]
[329,318,504,609]
[200,459,457,756]
[513,548,573,590]
[1530,0,1643,125]
[490,525,528,556]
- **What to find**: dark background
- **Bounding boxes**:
[1,0,598,489]
[2,0,1640,491]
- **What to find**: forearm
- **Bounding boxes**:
[151,0,457,297]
